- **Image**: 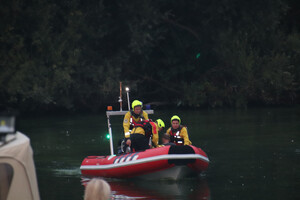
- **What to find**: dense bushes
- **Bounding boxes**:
[0,0,299,112]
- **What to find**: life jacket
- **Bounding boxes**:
[133,119,153,138]
[129,111,145,130]
[169,125,186,146]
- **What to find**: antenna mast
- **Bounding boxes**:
[118,82,122,111]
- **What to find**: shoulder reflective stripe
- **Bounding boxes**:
[80,154,209,170]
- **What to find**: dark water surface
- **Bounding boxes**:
[19,107,300,200]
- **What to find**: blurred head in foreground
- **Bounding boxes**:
[84,178,111,200]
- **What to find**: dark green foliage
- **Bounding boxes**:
[0,0,299,112]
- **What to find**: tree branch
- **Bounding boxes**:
[163,16,201,41]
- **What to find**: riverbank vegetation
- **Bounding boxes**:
[1,0,299,113]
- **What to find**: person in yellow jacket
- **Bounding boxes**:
[166,115,192,146]
[126,119,165,151]
[123,100,149,138]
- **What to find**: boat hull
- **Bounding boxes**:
[80,145,209,180]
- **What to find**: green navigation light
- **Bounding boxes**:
[196,53,201,59]
[106,134,110,139]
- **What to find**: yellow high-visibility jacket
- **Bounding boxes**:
[166,126,192,145]
[123,111,149,137]
[129,122,159,147]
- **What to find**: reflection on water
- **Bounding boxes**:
[18,107,300,200]
[81,177,210,200]
[53,168,81,177]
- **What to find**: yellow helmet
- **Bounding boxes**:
[132,100,143,109]
[156,119,165,128]
[171,115,181,124]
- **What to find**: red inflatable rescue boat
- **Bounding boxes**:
[80,85,209,180]
[80,144,209,180]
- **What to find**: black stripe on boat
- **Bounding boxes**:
[168,145,196,165]
[116,154,128,163]
[113,155,121,164]
[123,153,134,162]
[130,152,139,161]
